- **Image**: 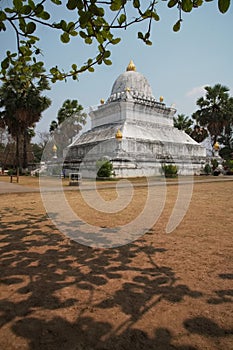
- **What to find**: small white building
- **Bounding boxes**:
[65,61,206,176]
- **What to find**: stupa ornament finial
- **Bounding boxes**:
[115,129,123,140]
[126,60,136,72]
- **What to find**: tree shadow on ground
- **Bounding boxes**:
[207,289,233,304]
[207,273,233,305]
[12,317,198,350]
[0,206,217,350]
[184,316,233,337]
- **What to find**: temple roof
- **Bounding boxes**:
[70,122,199,147]
[110,60,153,99]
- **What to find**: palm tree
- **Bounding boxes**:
[22,127,36,169]
[49,120,58,133]
[190,125,208,143]
[0,67,51,169]
[173,114,193,134]
[50,99,87,156]
[192,84,233,146]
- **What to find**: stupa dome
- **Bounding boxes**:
[110,60,153,98]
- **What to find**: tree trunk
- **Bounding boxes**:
[23,130,28,169]
[16,134,20,169]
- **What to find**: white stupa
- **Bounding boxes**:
[65,60,206,176]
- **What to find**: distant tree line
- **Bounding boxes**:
[0,66,87,170]
[173,84,233,159]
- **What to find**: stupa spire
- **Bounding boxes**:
[126,60,136,72]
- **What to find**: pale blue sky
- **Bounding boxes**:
[1,1,232,141]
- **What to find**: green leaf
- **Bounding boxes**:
[28,0,35,10]
[67,0,77,10]
[133,0,140,8]
[96,55,103,64]
[111,37,121,45]
[26,22,36,34]
[145,40,152,46]
[181,0,193,12]
[98,45,104,53]
[110,0,122,11]
[34,4,44,15]
[70,30,78,37]
[0,11,7,21]
[79,12,91,28]
[19,18,26,33]
[1,58,9,70]
[218,0,230,12]
[60,20,67,31]
[151,12,160,21]
[22,5,32,15]
[138,32,144,40]
[79,31,87,39]
[96,33,104,44]
[13,0,23,10]
[67,22,75,32]
[5,8,15,14]
[50,68,57,75]
[95,6,105,16]
[27,35,39,42]
[85,37,93,44]
[173,20,181,32]
[142,10,152,18]
[0,22,6,31]
[103,50,111,58]
[72,63,77,70]
[118,14,126,25]
[60,32,70,43]
[89,4,105,16]
[193,0,203,6]
[167,0,179,7]
[104,59,112,65]
[51,0,62,4]
[88,67,95,72]
[105,30,113,41]
[76,0,84,10]
[40,11,50,20]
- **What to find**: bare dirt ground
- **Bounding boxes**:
[0,177,232,350]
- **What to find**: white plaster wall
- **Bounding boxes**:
[91,100,175,129]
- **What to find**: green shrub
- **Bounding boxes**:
[211,159,219,170]
[223,159,233,174]
[7,169,16,176]
[96,159,114,178]
[219,146,233,160]
[224,159,233,170]
[162,164,178,178]
[204,163,212,175]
